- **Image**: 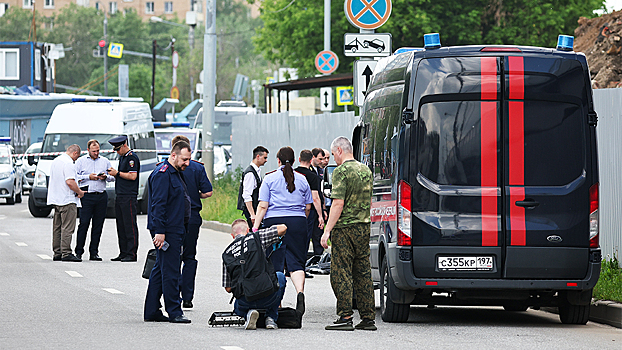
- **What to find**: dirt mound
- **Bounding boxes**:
[575,11,622,88]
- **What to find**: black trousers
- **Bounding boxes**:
[181,220,201,302]
[241,207,254,229]
[306,209,324,256]
[75,191,108,256]
[115,195,139,259]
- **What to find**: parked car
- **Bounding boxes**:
[0,144,23,204]
[21,142,42,193]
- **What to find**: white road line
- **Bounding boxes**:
[37,254,52,260]
[15,242,28,247]
[65,271,83,278]
[221,347,245,350]
[21,209,29,213]
[103,288,124,294]
[0,232,9,236]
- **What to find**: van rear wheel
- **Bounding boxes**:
[558,293,590,324]
[380,256,410,323]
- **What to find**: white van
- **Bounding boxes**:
[28,100,157,217]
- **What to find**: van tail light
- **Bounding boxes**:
[589,183,599,248]
[397,180,412,246]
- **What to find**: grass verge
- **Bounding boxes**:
[200,168,243,225]
[593,254,622,303]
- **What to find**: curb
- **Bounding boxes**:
[202,220,232,233]
[543,300,621,328]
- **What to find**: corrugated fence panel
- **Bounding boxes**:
[594,89,622,264]
[232,111,359,175]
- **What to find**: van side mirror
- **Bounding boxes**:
[402,108,415,124]
[323,165,337,199]
[28,155,37,166]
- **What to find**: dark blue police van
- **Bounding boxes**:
[353,34,600,324]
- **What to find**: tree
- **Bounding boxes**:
[0,7,48,41]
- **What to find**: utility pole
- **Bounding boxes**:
[103,9,108,96]
[151,39,156,107]
[324,0,330,52]
[202,0,216,180]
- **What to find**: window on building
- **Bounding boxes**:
[22,0,32,8]
[44,0,54,9]
[0,3,8,17]
[145,1,154,14]
[0,49,20,80]
[164,1,172,13]
[109,1,117,14]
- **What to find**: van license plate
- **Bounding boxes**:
[437,256,493,271]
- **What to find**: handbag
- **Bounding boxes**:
[142,249,157,279]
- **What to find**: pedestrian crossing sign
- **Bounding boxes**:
[108,43,124,59]
[336,86,354,106]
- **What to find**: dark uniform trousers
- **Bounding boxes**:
[144,230,185,319]
[330,222,375,320]
[180,216,201,302]
[115,195,139,259]
[306,209,324,256]
[75,191,108,256]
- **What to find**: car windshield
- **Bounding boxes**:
[0,149,9,165]
[155,131,197,152]
[41,134,118,160]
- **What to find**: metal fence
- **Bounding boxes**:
[231,111,359,174]
[594,88,622,264]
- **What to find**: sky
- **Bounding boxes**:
[606,0,622,11]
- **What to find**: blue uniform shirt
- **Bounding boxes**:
[184,160,213,225]
[259,166,313,218]
[147,160,190,235]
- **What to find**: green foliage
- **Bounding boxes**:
[594,254,622,302]
[0,7,48,41]
[200,167,244,225]
[254,0,605,78]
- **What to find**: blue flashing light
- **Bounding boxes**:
[424,33,441,49]
[71,98,114,102]
[393,47,424,55]
[153,122,191,128]
[170,122,190,127]
[0,137,11,143]
[557,35,574,51]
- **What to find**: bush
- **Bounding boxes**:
[200,167,243,225]
[593,253,622,303]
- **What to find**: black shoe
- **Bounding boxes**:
[111,255,125,261]
[89,254,102,261]
[61,254,82,262]
[120,256,137,262]
[182,300,193,308]
[144,313,169,322]
[170,315,191,323]
[297,292,305,316]
[305,272,314,279]
[53,255,62,261]
[75,253,82,260]
[325,316,354,331]
[355,318,377,330]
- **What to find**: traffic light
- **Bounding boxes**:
[98,40,106,56]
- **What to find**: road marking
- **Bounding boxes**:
[15,242,28,246]
[103,288,124,294]
[37,254,52,260]
[221,347,245,350]
[0,232,9,236]
[21,209,29,213]
[65,271,83,278]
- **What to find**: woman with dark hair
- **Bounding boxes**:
[253,146,313,307]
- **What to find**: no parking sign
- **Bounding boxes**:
[344,0,392,30]
[315,50,339,75]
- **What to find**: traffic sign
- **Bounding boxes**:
[354,60,377,106]
[170,86,180,99]
[344,0,392,30]
[320,87,333,111]
[315,50,339,75]
[108,42,124,58]
[344,33,392,57]
[336,86,354,106]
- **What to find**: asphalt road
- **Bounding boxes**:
[0,195,620,350]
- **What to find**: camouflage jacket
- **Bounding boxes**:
[331,159,372,228]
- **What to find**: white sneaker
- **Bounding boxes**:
[265,316,278,329]
[244,310,259,330]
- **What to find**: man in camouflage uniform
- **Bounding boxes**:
[321,136,376,331]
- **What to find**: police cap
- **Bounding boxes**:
[109,135,128,150]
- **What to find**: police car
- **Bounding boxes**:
[0,141,24,205]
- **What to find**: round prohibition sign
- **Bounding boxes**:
[315,50,339,74]
[344,0,392,30]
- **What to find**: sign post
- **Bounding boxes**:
[320,87,333,111]
[108,43,124,59]
[354,60,377,106]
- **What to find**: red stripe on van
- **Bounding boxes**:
[508,56,524,100]
[481,101,498,246]
[508,56,526,246]
[481,57,497,100]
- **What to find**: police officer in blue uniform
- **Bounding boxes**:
[170,135,213,309]
[107,136,141,262]
[144,140,192,323]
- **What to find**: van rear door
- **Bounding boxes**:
[503,56,590,279]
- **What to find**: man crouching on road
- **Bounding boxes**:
[223,219,287,330]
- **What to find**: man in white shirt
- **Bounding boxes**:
[74,140,115,261]
[47,144,85,262]
[236,146,268,228]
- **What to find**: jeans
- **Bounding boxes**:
[234,272,286,321]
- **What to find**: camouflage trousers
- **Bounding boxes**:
[330,223,375,319]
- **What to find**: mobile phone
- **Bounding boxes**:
[161,241,169,251]
[97,172,105,176]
